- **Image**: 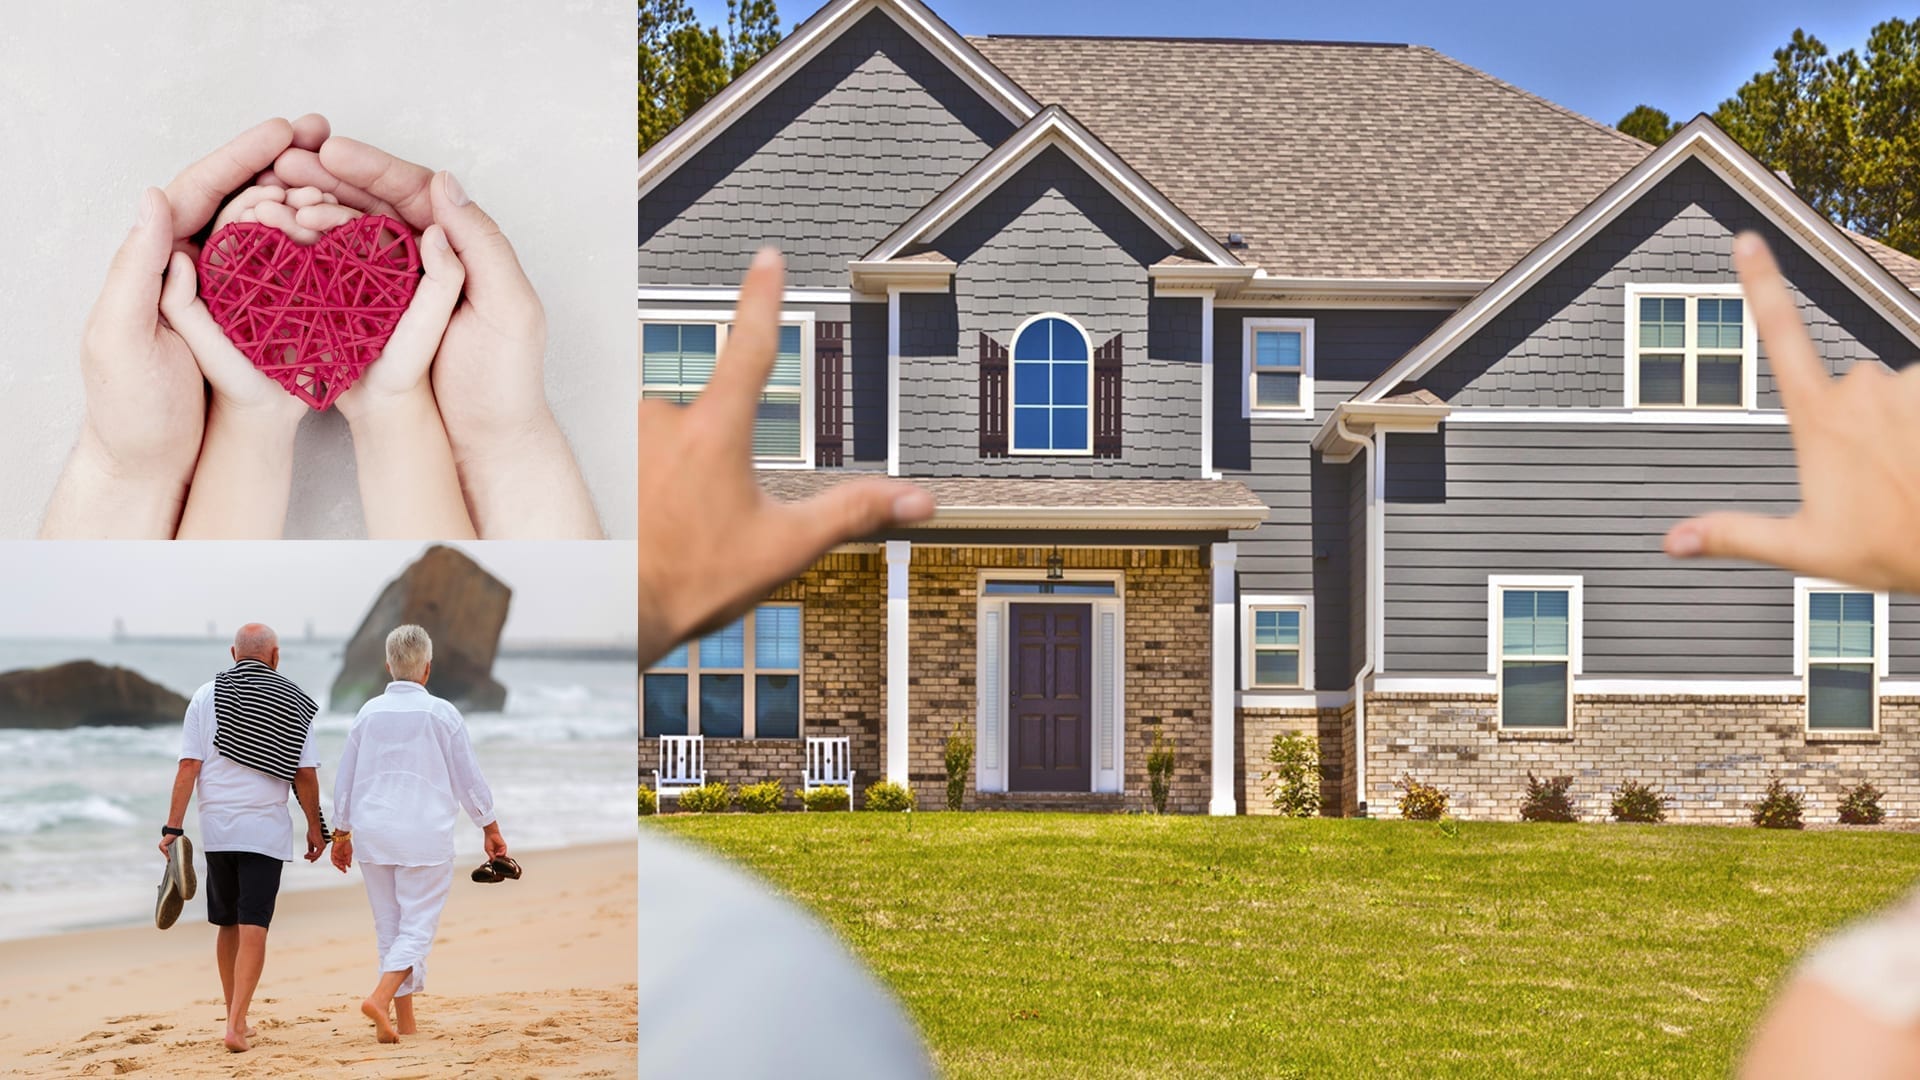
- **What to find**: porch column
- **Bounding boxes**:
[885,539,912,785]
[1209,541,1238,816]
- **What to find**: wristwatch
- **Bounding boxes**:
[161,825,184,837]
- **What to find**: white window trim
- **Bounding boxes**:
[1792,577,1889,734]
[1487,575,1584,731]
[1240,594,1314,691]
[1006,311,1096,457]
[644,603,803,739]
[639,309,816,467]
[1242,317,1315,420]
[1623,283,1757,411]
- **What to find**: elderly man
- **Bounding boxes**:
[160,623,327,1054]
[330,624,506,1043]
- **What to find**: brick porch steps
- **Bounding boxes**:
[971,792,1129,813]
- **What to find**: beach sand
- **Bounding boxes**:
[0,841,636,1078]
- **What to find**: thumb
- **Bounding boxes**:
[89,188,174,341]
[775,479,935,560]
[381,224,465,362]
[157,252,255,381]
[1664,511,1809,569]
[427,170,537,317]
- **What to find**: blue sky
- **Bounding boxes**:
[685,0,1904,130]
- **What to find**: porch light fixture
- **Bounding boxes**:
[1046,547,1064,581]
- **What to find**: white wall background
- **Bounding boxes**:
[0,0,636,538]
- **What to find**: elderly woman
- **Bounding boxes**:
[330,624,510,1043]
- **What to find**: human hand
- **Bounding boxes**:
[42,118,312,538]
[270,139,601,537]
[483,824,508,861]
[304,825,327,863]
[331,835,353,873]
[158,833,177,858]
[1664,232,1920,592]
[333,222,467,426]
[209,183,361,244]
[636,249,935,665]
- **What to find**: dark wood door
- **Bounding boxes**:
[1007,603,1093,793]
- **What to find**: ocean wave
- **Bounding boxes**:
[0,789,137,835]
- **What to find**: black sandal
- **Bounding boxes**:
[470,856,523,883]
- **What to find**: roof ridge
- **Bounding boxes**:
[971,33,1410,48]
[1408,45,1650,152]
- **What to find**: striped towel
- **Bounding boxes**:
[212,659,319,783]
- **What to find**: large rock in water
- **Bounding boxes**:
[0,660,190,728]
[330,545,512,713]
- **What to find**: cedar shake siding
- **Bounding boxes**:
[637,8,1016,289]
[1411,159,1919,407]
[1214,307,1449,689]
[896,146,1197,477]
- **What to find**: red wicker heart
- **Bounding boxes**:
[197,215,421,410]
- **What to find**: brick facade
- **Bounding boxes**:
[1362,692,1920,824]
[1235,707,1346,816]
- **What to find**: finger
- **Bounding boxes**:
[210,185,287,234]
[703,248,785,429]
[268,147,405,220]
[90,188,174,338]
[293,203,363,232]
[1664,510,1811,569]
[158,251,254,376]
[284,185,328,209]
[318,136,436,230]
[253,200,320,244]
[289,112,330,151]
[163,118,296,238]
[1734,232,1828,416]
[426,170,539,312]
[774,478,935,558]
[381,225,465,361]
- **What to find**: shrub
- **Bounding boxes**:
[1751,778,1805,829]
[637,786,657,817]
[944,726,975,812]
[1147,731,1176,814]
[1396,775,1448,821]
[1609,780,1669,824]
[1838,781,1886,825]
[1263,731,1321,817]
[864,781,914,812]
[802,784,850,812]
[677,782,733,814]
[1519,773,1577,822]
[735,779,785,814]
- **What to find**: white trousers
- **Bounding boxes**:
[360,861,455,997]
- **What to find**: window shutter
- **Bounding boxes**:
[979,332,1008,457]
[814,321,846,467]
[1094,333,1122,458]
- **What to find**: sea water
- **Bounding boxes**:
[0,639,635,940]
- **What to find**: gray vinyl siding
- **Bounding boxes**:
[1216,307,1451,689]
[1383,424,1920,677]
[637,8,1016,290]
[897,146,1195,477]
[1414,159,1919,407]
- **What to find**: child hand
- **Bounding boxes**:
[333,222,467,425]
[209,183,361,245]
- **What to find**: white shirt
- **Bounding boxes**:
[179,679,321,860]
[332,682,496,867]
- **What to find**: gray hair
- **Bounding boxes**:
[385,624,433,682]
[233,623,278,662]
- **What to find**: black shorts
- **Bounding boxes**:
[204,851,285,928]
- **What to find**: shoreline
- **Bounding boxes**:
[0,839,636,1077]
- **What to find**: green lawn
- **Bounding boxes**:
[654,813,1920,1079]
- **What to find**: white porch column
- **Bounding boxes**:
[885,540,912,785]
[1209,541,1238,816]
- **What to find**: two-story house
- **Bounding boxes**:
[639,0,1920,820]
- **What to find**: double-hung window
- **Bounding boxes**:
[1243,318,1314,419]
[1489,577,1581,730]
[642,604,802,739]
[1241,597,1313,690]
[641,318,809,462]
[1798,582,1885,732]
[1626,286,1753,409]
[1010,314,1092,454]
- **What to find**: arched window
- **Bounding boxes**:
[1010,314,1092,454]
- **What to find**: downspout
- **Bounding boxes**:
[1335,416,1375,817]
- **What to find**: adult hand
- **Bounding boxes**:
[331,835,353,873]
[42,117,317,538]
[270,138,602,538]
[304,825,327,863]
[635,249,935,665]
[483,823,508,861]
[1664,232,1920,592]
[158,833,177,858]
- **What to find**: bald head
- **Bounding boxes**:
[232,623,280,669]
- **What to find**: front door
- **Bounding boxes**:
[1007,603,1093,793]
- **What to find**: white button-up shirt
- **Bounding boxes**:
[331,681,496,867]
[179,679,321,860]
